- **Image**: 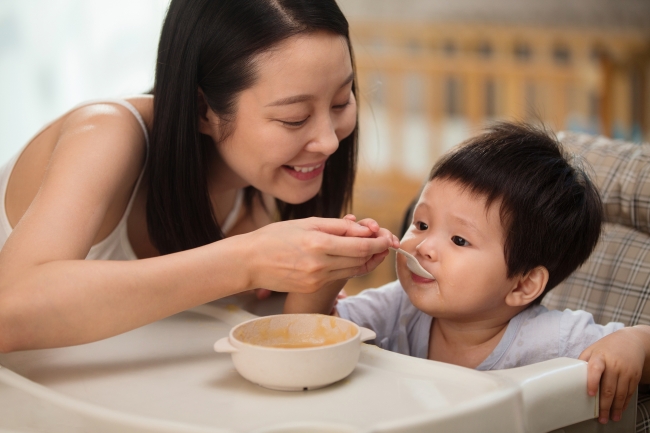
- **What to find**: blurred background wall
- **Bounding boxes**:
[0,1,168,165]
[1,0,648,294]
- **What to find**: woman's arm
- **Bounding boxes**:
[284,280,345,315]
[1,220,390,352]
[0,106,392,352]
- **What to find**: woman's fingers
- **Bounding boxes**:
[326,266,369,282]
[311,217,397,245]
[254,288,272,300]
[307,217,374,238]
[355,217,380,233]
[326,216,399,249]
[247,218,394,295]
[381,230,400,248]
[356,250,390,276]
[312,231,391,258]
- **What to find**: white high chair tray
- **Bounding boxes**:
[0,297,598,433]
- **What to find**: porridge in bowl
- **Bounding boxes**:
[214,314,376,391]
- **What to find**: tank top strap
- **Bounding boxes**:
[71,98,150,149]
[104,99,149,232]
[83,99,149,259]
[221,189,244,234]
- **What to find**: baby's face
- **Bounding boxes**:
[398,178,519,321]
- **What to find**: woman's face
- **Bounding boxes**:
[201,31,357,204]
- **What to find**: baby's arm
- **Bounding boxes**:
[284,215,398,316]
[579,325,650,424]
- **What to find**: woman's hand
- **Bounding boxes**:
[281,215,397,316]
[245,216,397,295]
[342,214,399,277]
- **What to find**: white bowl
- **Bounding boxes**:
[214,314,376,391]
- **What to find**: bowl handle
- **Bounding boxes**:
[359,327,376,342]
[214,337,238,353]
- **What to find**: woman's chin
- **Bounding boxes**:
[273,185,322,205]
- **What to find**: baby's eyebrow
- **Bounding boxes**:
[451,215,481,234]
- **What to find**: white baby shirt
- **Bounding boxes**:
[336,280,625,370]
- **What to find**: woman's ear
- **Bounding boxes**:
[197,88,217,135]
[505,266,549,307]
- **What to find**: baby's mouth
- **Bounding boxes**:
[410,273,440,294]
[411,272,436,284]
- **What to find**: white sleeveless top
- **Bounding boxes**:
[0,99,243,261]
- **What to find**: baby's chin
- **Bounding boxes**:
[399,275,441,316]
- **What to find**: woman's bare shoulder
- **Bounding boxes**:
[61,97,151,139]
[5,97,151,234]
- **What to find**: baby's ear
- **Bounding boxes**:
[505,266,549,307]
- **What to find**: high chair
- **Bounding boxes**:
[542,131,650,433]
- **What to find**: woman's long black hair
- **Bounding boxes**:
[147,0,358,255]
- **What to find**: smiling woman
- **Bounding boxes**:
[0,0,399,353]
[199,33,357,208]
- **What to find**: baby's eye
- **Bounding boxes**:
[415,221,428,231]
[451,236,469,247]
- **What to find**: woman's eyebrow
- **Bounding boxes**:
[266,94,313,107]
[339,71,354,88]
[266,72,354,107]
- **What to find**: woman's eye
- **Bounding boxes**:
[451,236,469,247]
[333,100,351,110]
[280,117,309,127]
[415,221,428,231]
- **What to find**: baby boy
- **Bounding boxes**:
[284,121,650,425]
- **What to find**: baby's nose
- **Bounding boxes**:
[416,239,438,261]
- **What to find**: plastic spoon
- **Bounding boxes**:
[390,248,434,279]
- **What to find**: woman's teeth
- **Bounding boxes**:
[291,164,322,173]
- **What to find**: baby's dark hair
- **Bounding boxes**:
[429,122,603,304]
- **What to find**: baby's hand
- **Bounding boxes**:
[579,328,645,424]
[342,214,399,277]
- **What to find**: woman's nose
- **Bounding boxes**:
[305,118,339,155]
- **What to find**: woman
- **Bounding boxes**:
[0,0,398,352]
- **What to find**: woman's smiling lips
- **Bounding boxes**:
[283,161,326,180]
